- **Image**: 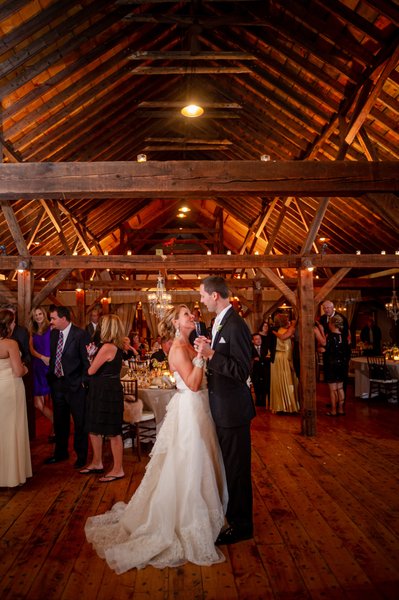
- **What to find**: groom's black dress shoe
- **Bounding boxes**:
[215,526,253,546]
[44,454,69,465]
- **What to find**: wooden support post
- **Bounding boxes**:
[75,288,85,328]
[298,267,317,436]
[17,268,32,327]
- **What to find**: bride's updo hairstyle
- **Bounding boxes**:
[158,304,188,340]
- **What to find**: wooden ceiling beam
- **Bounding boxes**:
[1,254,398,271]
[345,40,399,145]
[3,276,397,293]
[0,200,29,256]
[129,51,256,60]
[130,66,252,74]
[0,161,397,199]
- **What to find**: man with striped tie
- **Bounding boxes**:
[45,305,90,468]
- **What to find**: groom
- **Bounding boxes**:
[197,276,255,544]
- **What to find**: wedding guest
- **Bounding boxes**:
[122,336,139,361]
[45,305,90,468]
[319,300,351,389]
[360,317,382,356]
[258,320,271,352]
[1,303,34,438]
[85,307,101,345]
[269,313,299,414]
[28,306,54,440]
[314,316,346,416]
[150,336,173,365]
[80,314,125,482]
[0,309,32,487]
[189,307,207,345]
[251,333,270,407]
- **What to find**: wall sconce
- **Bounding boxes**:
[303,258,314,272]
[17,260,29,273]
[137,154,147,162]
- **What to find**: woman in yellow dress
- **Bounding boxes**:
[0,309,32,487]
[269,313,299,414]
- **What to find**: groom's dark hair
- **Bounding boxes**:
[202,276,229,299]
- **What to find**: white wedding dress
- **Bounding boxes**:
[85,365,228,573]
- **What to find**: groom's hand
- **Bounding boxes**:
[194,336,214,360]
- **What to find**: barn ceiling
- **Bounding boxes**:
[0,0,398,291]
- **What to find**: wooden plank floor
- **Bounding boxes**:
[1,382,399,600]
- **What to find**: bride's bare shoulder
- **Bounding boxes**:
[168,342,191,371]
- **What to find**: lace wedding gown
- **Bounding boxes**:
[85,364,228,573]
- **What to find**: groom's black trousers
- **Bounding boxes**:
[215,423,253,534]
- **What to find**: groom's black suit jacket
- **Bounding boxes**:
[207,306,255,532]
[207,307,255,428]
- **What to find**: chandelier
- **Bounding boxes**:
[147,272,173,320]
[386,275,399,323]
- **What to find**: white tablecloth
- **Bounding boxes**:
[138,387,176,432]
[350,357,399,398]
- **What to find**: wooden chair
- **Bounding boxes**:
[121,378,156,461]
[366,355,398,403]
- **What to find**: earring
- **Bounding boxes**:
[175,326,181,338]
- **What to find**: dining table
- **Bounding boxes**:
[137,386,176,433]
[349,356,399,400]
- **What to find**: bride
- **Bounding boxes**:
[85,304,228,573]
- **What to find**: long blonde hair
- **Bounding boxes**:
[100,314,124,349]
[28,306,50,335]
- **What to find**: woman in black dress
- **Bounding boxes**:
[314,315,346,416]
[80,314,125,481]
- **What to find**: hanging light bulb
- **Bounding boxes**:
[181,104,204,118]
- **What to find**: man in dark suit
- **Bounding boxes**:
[197,276,255,545]
[251,333,270,407]
[188,307,208,346]
[45,305,90,468]
[360,317,382,356]
[85,307,101,345]
[150,336,173,366]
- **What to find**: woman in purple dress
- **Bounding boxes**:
[28,306,53,438]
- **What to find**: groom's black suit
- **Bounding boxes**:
[207,306,255,536]
[48,324,90,465]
